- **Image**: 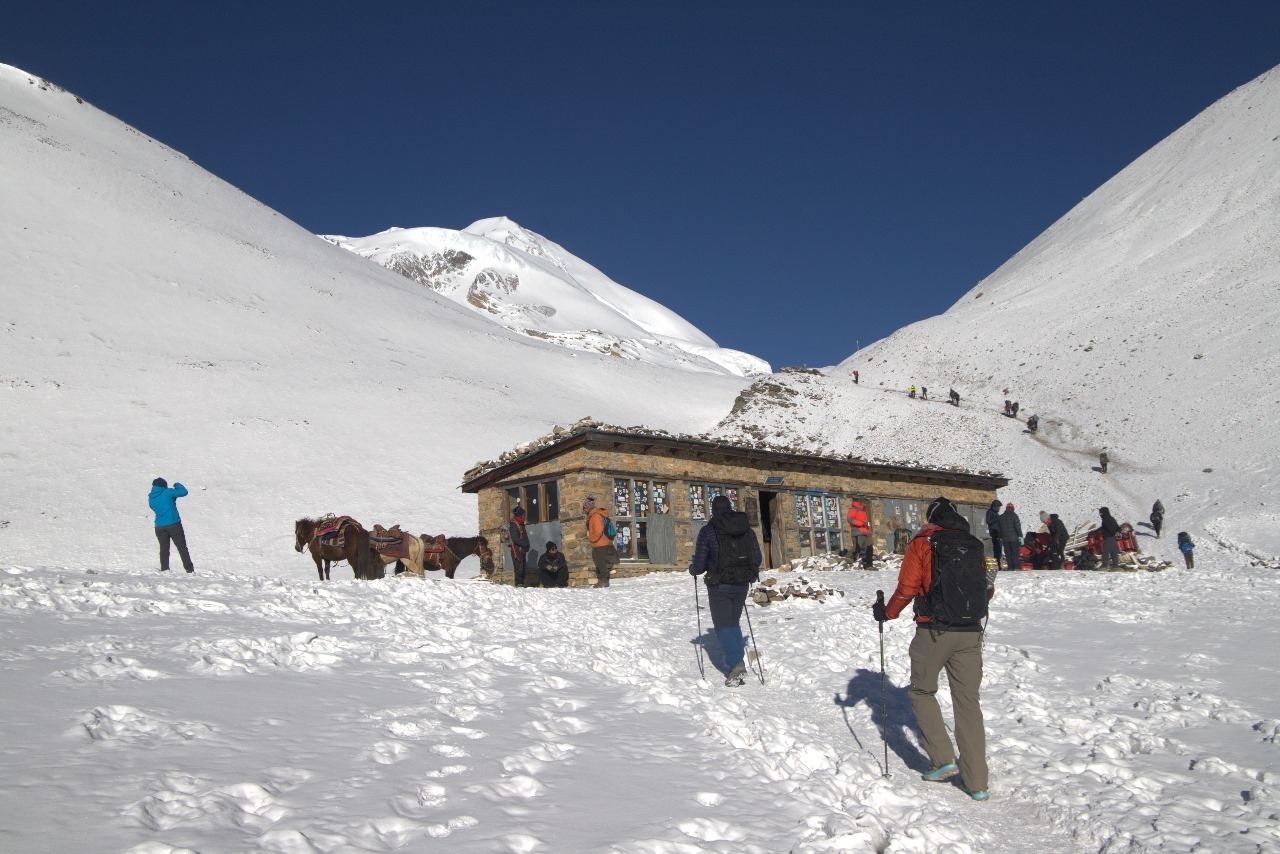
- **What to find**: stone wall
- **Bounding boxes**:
[476,441,999,587]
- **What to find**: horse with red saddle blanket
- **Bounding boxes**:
[370,524,495,579]
[294,515,378,581]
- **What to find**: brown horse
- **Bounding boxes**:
[294,517,378,581]
[378,533,494,579]
[436,535,495,579]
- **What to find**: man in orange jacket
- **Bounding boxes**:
[846,499,873,568]
[583,496,617,588]
[873,496,994,801]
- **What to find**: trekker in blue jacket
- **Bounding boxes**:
[149,477,195,573]
[689,495,762,687]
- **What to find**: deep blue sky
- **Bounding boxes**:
[5,2,1278,369]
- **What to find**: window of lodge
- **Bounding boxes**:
[504,480,560,524]
[687,483,741,521]
[612,478,670,560]
[792,492,844,558]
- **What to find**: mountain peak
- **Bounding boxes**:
[325,219,771,377]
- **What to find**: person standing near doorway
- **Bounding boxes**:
[583,496,617,588]
[149,477,195,573]
[846,498,873,568]
[506,506,530,587]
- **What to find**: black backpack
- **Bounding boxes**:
[709,512,760,585]
[916,529,988,628]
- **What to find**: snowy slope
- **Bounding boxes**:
[324,218,771,377]
[0,63,748,572]
[716,64,1280,547]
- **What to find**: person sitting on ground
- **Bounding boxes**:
[537,541,569,588]
[909,385,917,398]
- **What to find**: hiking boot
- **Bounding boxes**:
[922,762,958,781]
[724,662,747,686]
[963,787,990,801]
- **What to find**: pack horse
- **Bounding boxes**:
[294,516,379,581]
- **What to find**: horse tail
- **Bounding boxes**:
[355,528,375,580]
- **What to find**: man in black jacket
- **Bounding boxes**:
[997,504,1023,571]
[690,495,762,687]
[536,541,569,588]
[1047,513,1069,569]
[1099,507,1121,568]
[984,499,1003,569]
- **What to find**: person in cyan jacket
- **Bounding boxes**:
[690,495,762,687]
[148,477,195,573]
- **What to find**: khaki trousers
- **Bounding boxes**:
[909,625,988,792]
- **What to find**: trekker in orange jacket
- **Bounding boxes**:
[583,496,617,588]
[846,499,873,568]
[875,496,995,801]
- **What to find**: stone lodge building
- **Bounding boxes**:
[460,428,1008,587]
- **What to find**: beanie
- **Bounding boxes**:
[926,496,955,522]
[1005,503,1015,511]
[546,541,557,550]
[513,506,525,519]
[152,477,167,488]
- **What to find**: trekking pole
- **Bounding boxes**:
[693,576,706,680]
[875,589,890,778]
[743,600,765,684]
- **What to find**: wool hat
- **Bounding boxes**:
[546,541,557,550]
[152,477,167,488]
[513,506,525,519]
[711,495,733,514]
[926,496,955,522]
[1005,503,1015,511]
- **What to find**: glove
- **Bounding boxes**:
[872,600,887,622]
[689,565,701,576]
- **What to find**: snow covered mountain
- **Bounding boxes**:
[323,219,771,377]
[715,63,1280,550]
[0,63,749,571]
[4,61,1280,854]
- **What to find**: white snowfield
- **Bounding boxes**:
[3,59,1280,853]
[2,556,1277,853]
[324,219,772,378]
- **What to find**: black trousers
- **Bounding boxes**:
[155,523,194,572]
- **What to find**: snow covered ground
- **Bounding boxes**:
[3,553,1277,853]
[3,59,1279,853]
